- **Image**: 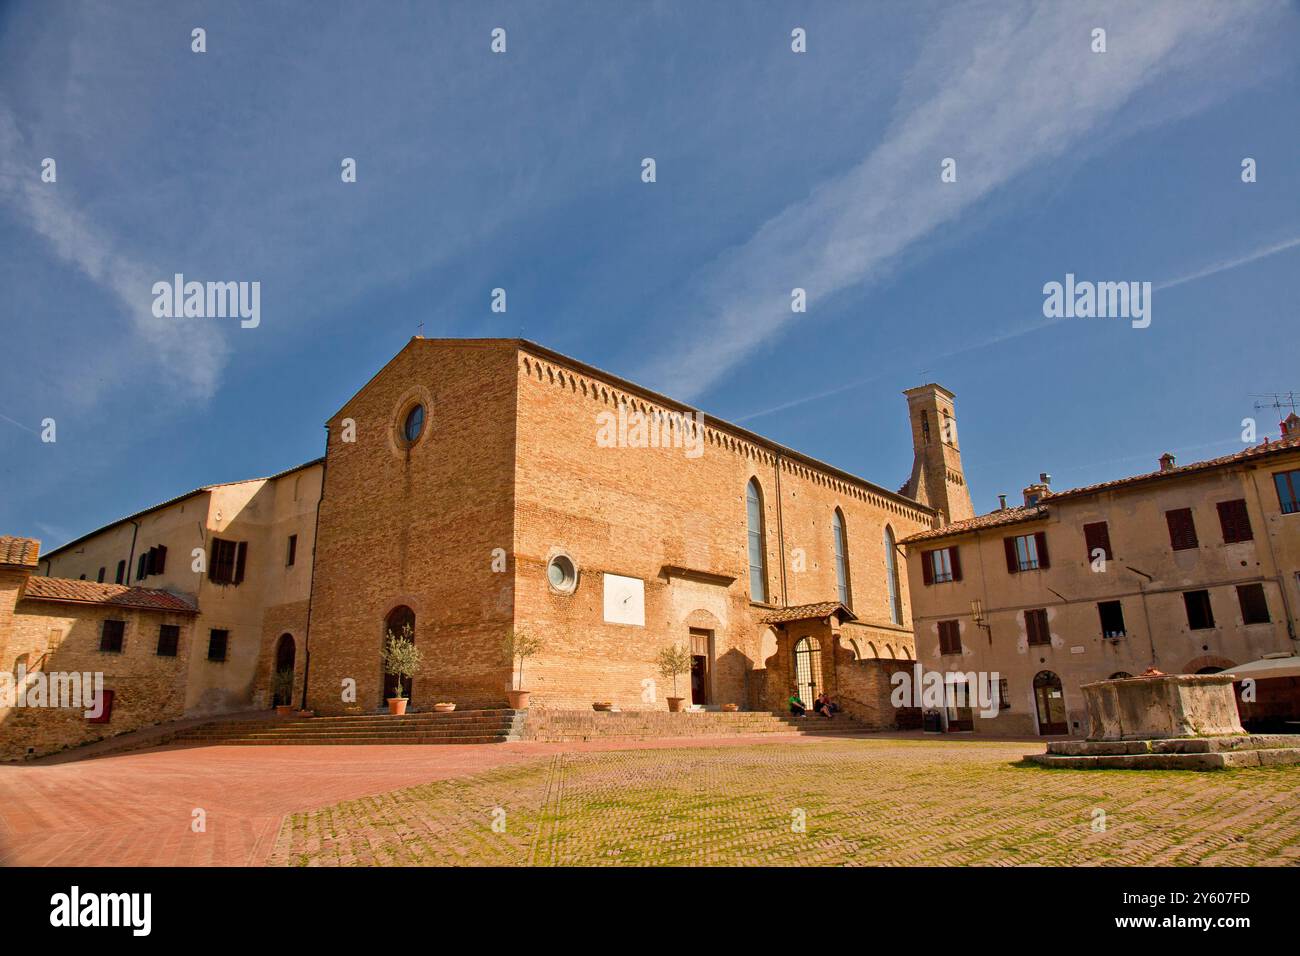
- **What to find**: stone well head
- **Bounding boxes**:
[1081,672,1245,741]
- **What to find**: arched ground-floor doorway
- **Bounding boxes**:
[273,634,295,706]
[792,636,824,706]
[381,605,415,705]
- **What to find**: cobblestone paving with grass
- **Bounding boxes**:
[269,738,1300,866]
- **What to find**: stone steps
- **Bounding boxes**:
[171,707,883,748]
[173,708,523,747]
[518,709,881,742]
[1027,732,1300,770]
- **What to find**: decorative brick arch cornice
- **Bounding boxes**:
[684,608,721,630]
[517,350,933,524]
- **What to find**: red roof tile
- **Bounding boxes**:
[1039,433,1300,502]
[0,536,40,568]
[21,577,198,613]
[902,505,1048,544]
[760,602,858,624]
[903,433,1300,545]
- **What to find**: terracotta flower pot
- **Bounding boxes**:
[721,703,739,713]
[387,697,408,716]
[434,702,456,713]
[666,697,686,713]
[506,689,530,709]
[275,705,294,717]
[592,702,612,712]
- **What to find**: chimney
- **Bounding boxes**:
[997,494,1008,510]
[1159,452,1176,472]
[1039,472,1052,486]
[1022,481,1051,507]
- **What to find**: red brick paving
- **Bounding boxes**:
[0,734,829,867]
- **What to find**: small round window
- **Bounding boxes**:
[402,404,425,444]
[547,554,577,593]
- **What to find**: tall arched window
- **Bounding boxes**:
[884,525,902,625]
[746,478,768,603]
[832,508,851,608]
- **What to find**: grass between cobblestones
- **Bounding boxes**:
[270,738,1300,867]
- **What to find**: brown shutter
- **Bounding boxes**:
[1024,610,1036,644]
[1035,532,1050,569]
[921,551,934,585]
[234,541,247,585]
[1004,537,1018,574]
[949,546,962,582]
[209,539,226,583]
[155,545,167,574]
[1084,522,1111,561]
[1216,499,1252,543]
[1166,508,1198,550]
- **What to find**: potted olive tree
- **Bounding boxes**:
[382,622,422,716]
[656,643,692,713]
[503,627,543,709]
[272,668,295,717]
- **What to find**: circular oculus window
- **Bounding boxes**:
[547,554,577,593]
[402,404,425,444]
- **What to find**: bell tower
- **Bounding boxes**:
[902,384,974,525]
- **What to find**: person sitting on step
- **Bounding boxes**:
[813,691,835,719]
[788,691,807,717]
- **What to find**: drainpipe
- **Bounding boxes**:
[1126,566,1158,668]
[299,427,330,711]
[125,519,140,585]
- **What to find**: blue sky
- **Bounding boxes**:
[2,1,1298,549]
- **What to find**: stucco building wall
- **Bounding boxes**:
[904,442,1300,736]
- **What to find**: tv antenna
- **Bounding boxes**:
[1251,392,1300,414]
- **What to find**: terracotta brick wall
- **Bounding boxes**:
[304,338,931,715]
[512,346,931,711]
[306,340,518,714]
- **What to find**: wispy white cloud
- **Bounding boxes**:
[734,230,1300,425]
[637,0,1288,402]
[0,103,230,404]
[1154,235,1300,291]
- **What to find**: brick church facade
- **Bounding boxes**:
[11,337,968,756]
[306,338,955,716]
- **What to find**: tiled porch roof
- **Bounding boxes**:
[760,602,857,625]
[21,577,198,614]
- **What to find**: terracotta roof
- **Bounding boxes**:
[760,602,858,624]
[903,432,1300,545]
[1037,432,1300,502]
[903,505,1048,544]
[0,536,40,568]
[21,577,198,613]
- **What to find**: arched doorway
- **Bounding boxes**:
[792,637,823,705]
[1033,670,1067,735]
[273,634,295,706]
[381,605,415,705]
